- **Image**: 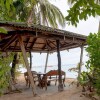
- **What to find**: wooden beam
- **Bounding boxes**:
[42,39,47,50]
[18,35,35,96]
[0,38,11,46]
[30,38,37,49]
[48,40,56,47]
[2,34,18,51]
[77,45,84,82]
[30,51,32,69]
[25,37,30,48]
[8,31,86,44]
[44,52,49,73]
[56,40,63,91]
[46,40,53,50]
[42,44,46,50]
[42,40,51,51]
[14,41,18,50]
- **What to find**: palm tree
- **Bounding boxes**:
[5,0,65,28]
[27,0,65,28]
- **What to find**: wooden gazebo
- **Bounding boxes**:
[0,21,87,95]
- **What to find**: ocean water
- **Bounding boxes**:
[20,64,87,78]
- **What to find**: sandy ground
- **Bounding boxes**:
[0,74,93,100]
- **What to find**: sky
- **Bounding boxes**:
[31,0,99,69]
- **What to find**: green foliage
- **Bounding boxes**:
[0,0,15,20]
[0,28,7,34]
[66,0,100,26]
[0,0,65,28]
[85,32,100,94]
[0,53,14,95]
[78,71,89,85]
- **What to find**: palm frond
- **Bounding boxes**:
[28,0,65,28]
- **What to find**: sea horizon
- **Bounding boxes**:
[20,63,87,78]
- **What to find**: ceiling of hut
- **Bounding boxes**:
[0,21,87,52]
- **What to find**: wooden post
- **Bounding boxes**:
[30,51,32,69]
[78,45,84,80]
[18,35,35,96]
[44,52,49,73]
[56,40,63,91]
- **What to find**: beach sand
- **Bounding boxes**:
[0,74,92,100]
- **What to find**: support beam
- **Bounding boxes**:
[47,40,52,50]
[56,40,63,91]
[42,44,46,50]
[48,40,56,47]
[44,52,49,73]
[25,37,30,49]
[2,34,17,50]
[14,41,18,50]
[30,51,32,69]
[7,31,86,43]
[30,38,37,50]
[78,45,84,80]
[18,35,35,96]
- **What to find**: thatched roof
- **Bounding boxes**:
[0,21,87,52]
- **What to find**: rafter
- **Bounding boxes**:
[48,40,56,47]
[42,39,47,50]
[30,38,37,50]
[46,40,53,50]
[2,34,18,51]
[25,37,30,49]
[7,31,86,44]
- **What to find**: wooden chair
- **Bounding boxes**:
[38,74,47,90]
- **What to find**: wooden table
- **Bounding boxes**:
[37,72,47,89]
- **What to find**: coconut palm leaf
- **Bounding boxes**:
[28,0,65,28]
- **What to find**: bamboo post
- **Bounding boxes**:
[18,35,35,96]
[56,40,63,91]
[44,52,49,73]
[78,45,84,81]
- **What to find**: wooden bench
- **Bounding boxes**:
[40,70,66,90]
[46,70,66,86]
